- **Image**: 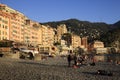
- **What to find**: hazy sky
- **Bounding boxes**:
[1,0,120,24]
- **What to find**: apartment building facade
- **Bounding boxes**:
[56,24,67,42]
[38,25,55,54]
[88,40,107,54]
[25,19,41,46]
[0,4,27,42]
[92,40,104,48]
[71,34,81,48]
[81,37,88,48]
[0,11,10,40]
[0,4,42,47]
[40,25,55,46]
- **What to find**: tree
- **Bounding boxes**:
[74,47,84,55]
[53,42,60,46]
[62,33,72,46]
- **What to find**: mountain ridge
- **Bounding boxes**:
[41,18,120,47]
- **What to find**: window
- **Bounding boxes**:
[5,26,7,29]
[13,30,17,34]
[0,18,2,21]
[2,20,8,24]
[2,31,4,35]
[2,37,4,40]
[5,37,7,39]
[5,32,7,35]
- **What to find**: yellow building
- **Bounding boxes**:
[0,4,42,47]
[0,4,26,43]
[40,25,55,46]
[38,25,55,54]
[71,34,81,48]
[25,19,41,46]
[92,40,104,48]
[88,40,105,54]
[81,37,88,48]
[57,24,67,42]
[0,11,10,40]
[10,13,26,42]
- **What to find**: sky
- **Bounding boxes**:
[1,0,120,24]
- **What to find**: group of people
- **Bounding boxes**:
[67,51,85,67]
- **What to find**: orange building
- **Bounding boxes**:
[0,4,26,42]
[0,4,42,47]
[0,11,10,40]
[81,37,88,48]
[25,19,41,46]
[40,25,55,46]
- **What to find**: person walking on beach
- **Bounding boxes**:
[67,51,72,67]
[74,54,77,66]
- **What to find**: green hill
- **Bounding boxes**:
[41,19,110,42]
[100,21,120,47]
[41,18,120,47]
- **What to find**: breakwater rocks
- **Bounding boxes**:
[0,57,120,80]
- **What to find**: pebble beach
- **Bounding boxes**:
[0,56,120,80]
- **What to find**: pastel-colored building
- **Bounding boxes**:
[81,37,88,48]
[88,40,106,54]
[71,34,81,48]
[0,4,27,42]
[0,11,10,40]
[40,25,55,46]
[25,19,41,46]
[57,24,67,42]
[38,25,55,54]
[0,4,42,47]
[0,4,26,42]
[91,40,104,48]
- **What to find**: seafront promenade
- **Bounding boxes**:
[0,56,120,80]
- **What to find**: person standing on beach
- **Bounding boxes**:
[73,54,77,66]
[67,51,72,67]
